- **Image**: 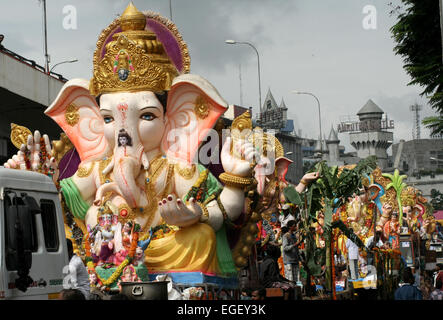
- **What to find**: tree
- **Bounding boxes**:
[284,156,377,296]
[391,0,443,136]
[430,188,443,210]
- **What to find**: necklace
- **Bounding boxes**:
[139,155,174,235]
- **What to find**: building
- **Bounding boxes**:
[391,138,443,201]
[347,99,394,169]
[256,89,288,131]
[392,139,443,176]
[254,89,304,183]
[0,40,65,164]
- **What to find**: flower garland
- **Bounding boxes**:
[85,223,141,288]
[331,232,337,300]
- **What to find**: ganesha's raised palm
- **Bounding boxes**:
[221,137,262,177]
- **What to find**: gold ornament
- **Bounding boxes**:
[248,129,284,159]
[140,160,174,232]
[89,3,189,96]
[117,203,135,224]
[219,172,253,189]
[65,104,80,126]
[194,95,209,119]
[76,161,95,178]
[10,123,32,150]
[98,157,113,185]
[51,133,74,163]
[197,202,209,222]
[175,163,196,180]
[401,186,416,207]
[232,110,252,134]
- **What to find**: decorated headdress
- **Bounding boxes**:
[400,186,416,207]
[89,2,190,96]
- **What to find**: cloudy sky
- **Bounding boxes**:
[0,0,439,154]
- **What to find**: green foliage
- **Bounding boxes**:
[309,156,377,210]
[382,169,408,225]
[430,188,443,210]
[391,0,443,136]
[283,156,377,280]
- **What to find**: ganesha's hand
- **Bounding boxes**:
[221,137,261,177]
[158,194,202,227]
[3,130,57,179]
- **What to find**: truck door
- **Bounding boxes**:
[2,190,68,299]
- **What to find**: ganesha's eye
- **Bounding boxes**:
[103,116,114,124]
[141,113,156,121]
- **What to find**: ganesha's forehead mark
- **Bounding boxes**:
[118,102,129,124]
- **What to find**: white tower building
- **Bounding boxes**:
[349,99,393,169]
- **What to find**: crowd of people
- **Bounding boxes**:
[61,200,443,300]
[244,202,443,300]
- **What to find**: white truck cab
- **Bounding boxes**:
[0,167,68,299]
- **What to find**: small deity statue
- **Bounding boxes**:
[346,194,365,235]
[113,220,136,265]
[376,202,393,233]
[133,247,145,266]
[95,211,117,266]
[383,211,400,249]
[118,265,140,292]
[421,215,437,239]
[89,272,105,291]
[403,205,421,234]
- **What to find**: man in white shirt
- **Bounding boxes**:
[279,203,295,228]
[66,239,91,300]
[346,230,360,280]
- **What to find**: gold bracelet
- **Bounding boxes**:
[197,202,209,222]
[216,195,228,221]
[219,172,253,189]
[300,179,309,186]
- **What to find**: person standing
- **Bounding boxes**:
[430,279,443,300]
[282,220,302,284]
[433,263,443,288]
[346,231,360,280]
[279,203,296,228]
[66,239,91,300]
[365,231,383,266]
[394,268,423,300]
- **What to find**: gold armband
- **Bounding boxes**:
[300,178,309,186]
[197,202,209,222]
[219,172,253,189]
[216,195,228,221]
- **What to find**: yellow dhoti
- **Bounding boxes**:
[144,223,220,274]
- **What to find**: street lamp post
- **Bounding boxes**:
[47,59,78,106]
[49,59,78,74]
[292,91,323,154]
[225,40,262,113]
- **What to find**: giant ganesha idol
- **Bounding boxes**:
[5,3,268,287]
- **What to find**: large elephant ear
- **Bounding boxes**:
[162,74,228,163]
[45,79,109,163]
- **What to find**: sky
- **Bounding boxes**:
[0,0,439,154]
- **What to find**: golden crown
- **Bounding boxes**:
[89,3,188,96]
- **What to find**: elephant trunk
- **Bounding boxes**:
[113,149,144,209]
[111,127,147,209]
